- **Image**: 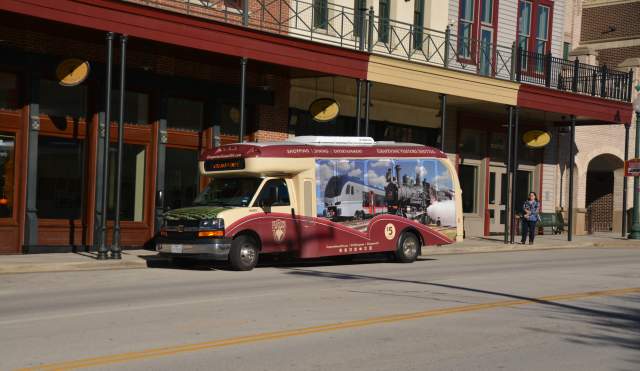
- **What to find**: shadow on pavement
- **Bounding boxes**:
[281,267,640,368]
[143,253,436,271]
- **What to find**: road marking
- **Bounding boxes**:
[16,287,640,371]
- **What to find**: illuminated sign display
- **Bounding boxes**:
[204,158,245,172]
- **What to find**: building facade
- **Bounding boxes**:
[556,0,639,235]
[0,0,632,253]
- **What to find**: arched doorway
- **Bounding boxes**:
[585,154,624,233]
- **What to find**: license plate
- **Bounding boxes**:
[169,244,183,253]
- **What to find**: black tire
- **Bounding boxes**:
[395,231,420,263]
[229,234,259,271]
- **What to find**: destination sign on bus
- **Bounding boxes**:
[204,158,245,172]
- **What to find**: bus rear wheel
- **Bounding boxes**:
[229,234,259,271]
[395,231,419,263]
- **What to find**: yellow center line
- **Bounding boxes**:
[17,287,640,371]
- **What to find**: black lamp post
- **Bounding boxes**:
[629,88,640,239]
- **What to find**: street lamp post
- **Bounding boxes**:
[630,91,640,239]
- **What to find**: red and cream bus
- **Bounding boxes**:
[157,136,463,270]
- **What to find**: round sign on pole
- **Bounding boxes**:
[522,130,552,148]
[309,98,340,122]
[56,59,90,87]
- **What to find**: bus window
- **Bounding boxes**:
[254,179,290,207]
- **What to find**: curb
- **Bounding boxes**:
[0,242,637,275]
[0,259,148,275]
[422,241,637,256]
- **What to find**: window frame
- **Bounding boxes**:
[0,131,18,222]
[457,0,499,71]
[516,0,554,73]
[253,178,291,207]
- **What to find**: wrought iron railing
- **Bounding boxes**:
[123,0,633,102]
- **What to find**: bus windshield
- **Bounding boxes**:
[193,177,263,207]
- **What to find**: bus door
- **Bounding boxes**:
[250,178,298,253]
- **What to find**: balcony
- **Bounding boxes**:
[123,0,632,102]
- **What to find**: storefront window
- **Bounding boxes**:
[291,109,355,137]
[220,103,256,137]
[515,170,532,208]
[108,144,146,222]
[459,164,478,213]
[40,80,87,120]
[0,73,19,110]
[111,90,149,125]
[459,129,486,157]
[373,122,439,147]
[489,133,506,162]
[0,133,16,218]
[167,97,203,131]
[37,136,84,219]
[164,148,199,210]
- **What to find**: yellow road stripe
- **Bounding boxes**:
[17,287,640,371]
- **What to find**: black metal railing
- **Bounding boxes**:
[122,0,633,102]
[515,49,632,101]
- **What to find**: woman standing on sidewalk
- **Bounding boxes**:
[521,192,540,245]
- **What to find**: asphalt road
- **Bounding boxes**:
[1,247,639,371]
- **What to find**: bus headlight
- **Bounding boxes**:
[200,218,225,229]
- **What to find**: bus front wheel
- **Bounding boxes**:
[395,231,419,263]
[229,234,259,271]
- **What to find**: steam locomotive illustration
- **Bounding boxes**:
[323,162,454,225]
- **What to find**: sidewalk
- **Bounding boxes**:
[422,232,639,255]
[0,234,637,275]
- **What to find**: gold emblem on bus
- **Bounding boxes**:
[272,219,286,242]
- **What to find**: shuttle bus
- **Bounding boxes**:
[157,136,463,270]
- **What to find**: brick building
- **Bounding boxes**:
[0,0,632,253]
[555,0,640,235]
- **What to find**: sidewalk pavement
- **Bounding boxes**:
[0,234,637,275]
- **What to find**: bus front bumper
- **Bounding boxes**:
[156,238,232,260]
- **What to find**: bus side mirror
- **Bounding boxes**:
[259,199,272,213]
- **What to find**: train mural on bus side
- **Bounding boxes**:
[316,158,457,240]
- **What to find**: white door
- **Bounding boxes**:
[488,166,508,233]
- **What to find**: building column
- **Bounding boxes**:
[622,122,630,237]
[504,106,514,243]
[111,34,127,259]
[440,94,447,152]
[98,32,114,260]
[364,80,371,136]
[239,57,248,143]
[154,93,168,234]
[23,61,40,253]
[355,79,362,136]
[568,115,576,241]
[509,107,520,244]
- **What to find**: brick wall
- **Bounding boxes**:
[581,2,640,42]
[596,45,640,68]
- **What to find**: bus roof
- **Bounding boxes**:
[200,137,446,161]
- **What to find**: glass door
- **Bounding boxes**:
[488,166,508,233]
